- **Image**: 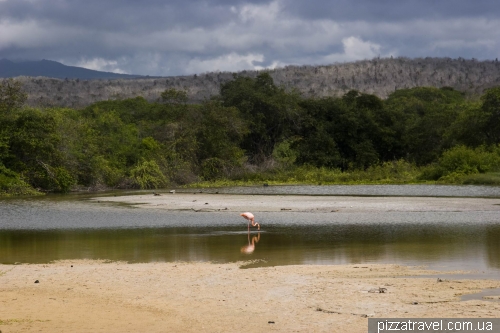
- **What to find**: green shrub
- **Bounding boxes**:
[130,159,167,189]
[53,167,76,192]
[201,157,227,180]
[0,164,41,196]
[418,145,500,182]
[272,139,298,169]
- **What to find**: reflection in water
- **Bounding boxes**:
[487,225,500,269]
[241,232,260,254]
[1,224,499,275]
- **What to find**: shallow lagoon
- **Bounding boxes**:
[0,185,499,276]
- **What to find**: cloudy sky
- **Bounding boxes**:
[1,0,499,76]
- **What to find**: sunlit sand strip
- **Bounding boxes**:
[93,193,500,213]
[1,260,499,333]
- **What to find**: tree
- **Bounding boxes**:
[479,87,500,145]
[0,80,27,163]
[220,73,302,161]
[196,100,247,179]
[293,98,343,168]
[384,87,464,165]
[0,79,27,115]
[161,88,188,105]
[5,108,76,192]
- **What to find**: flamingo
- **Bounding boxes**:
[240,212,260,231]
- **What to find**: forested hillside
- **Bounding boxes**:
[2,57,500,109]
[1,72,500,196]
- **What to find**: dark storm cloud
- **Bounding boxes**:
[1,0,236,31]
[283,0,500,21]
[0,0,499,76]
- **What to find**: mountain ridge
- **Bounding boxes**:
[2,57,500,108]
[0,59,145,79]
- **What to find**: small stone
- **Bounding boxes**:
[34,280,39,283]
[268,321,275,324]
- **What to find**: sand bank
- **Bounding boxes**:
[1,261,499,333]
[93,192,500,213]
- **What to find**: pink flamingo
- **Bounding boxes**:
[240,212,260,231]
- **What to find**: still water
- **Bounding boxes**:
[1,185,499,275]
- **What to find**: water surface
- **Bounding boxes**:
[1,185,499,276]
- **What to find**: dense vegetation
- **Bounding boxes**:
[1,74,500,196]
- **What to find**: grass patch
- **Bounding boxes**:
[462,172,500,185]
[186,160,424,187]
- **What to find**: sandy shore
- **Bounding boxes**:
[1,261,499,333]
[93,192,500,213]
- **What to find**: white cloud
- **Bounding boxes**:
[343,36,380,58]
[237,0,281,23]
[254,60,287,71]
[72,57,128,74]
[185,52,267,74]
[320,37,384,63]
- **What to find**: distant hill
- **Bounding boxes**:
[0,59,145,79]
[2,57,500,108]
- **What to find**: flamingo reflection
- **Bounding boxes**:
[241,231,260,254]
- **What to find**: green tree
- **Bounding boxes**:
[220,73,302,161]
[295,91,396,170]
[0,79,27,115]
[478,87,500,145]
[0,79,27,164]
[161,88,188,105]
[5,108,76,192]
[384,87,464,165]
[196,100,247,179]
[293,97,343,168]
